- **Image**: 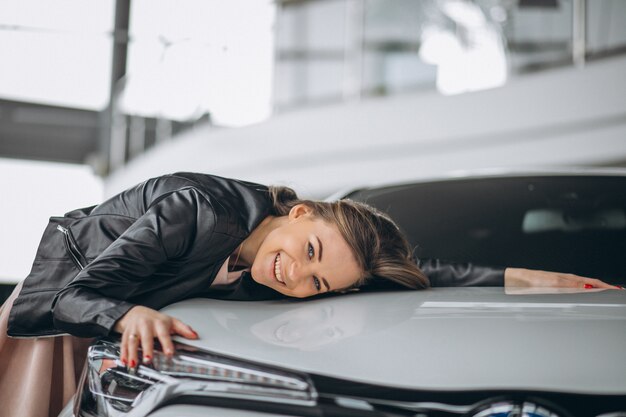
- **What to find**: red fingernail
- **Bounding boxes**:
[144,355,151,359]
[120,358,127,365]
[130,359,136,367]
[584,284,593,289]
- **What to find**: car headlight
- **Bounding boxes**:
[75,339,317,417]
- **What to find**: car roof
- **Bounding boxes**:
[327,167,626,200]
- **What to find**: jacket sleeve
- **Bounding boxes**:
[51,187,212,337]
[418,258,505,287]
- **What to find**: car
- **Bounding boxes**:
[66,169,626,417]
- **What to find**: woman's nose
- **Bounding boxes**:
[289,262,311,287]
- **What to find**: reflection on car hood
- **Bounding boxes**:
[161,287,626,394]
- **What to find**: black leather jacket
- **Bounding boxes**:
[8,172,504,339]
[8,173,275,338]
[418,258,504,288]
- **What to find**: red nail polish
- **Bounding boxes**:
[120,358,127,365]
[130,359,136,367]
[144,355,151,359]
[584,284,593,289]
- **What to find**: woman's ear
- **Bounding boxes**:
[288,203,314,220]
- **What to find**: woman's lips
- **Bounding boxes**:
[273,253,286,285]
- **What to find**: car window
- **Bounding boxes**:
[346,176,626,283]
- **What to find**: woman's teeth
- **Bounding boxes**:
[274,253,285,284]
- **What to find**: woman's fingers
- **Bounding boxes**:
[115,306,199,366]
[582,277,620,289]
[171,318,199,340]
[127,330,140,368]
[156,323,175,356]
[120,330,129,366]
[140,327,154,364]
[505,268,622,289]
[153,319,197,359]
[561,274,619,289]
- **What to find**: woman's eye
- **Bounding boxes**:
[313,276,321,291]
[308,243,315,260]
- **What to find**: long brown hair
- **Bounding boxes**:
[268,186,430,291]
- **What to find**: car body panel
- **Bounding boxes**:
[162,287,626,395]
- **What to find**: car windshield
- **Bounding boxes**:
[346,175,626,283]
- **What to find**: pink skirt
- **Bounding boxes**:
[0,282,93,417]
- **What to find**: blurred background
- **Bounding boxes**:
[1,0,626,289]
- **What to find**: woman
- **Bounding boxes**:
[0,172,616,417]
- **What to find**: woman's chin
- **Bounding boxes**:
[250,265,272,288]
[250,260,291,296]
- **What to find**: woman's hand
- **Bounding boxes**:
[113,305,198,368]
[504,267,621,289]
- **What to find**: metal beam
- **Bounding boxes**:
[0,99,99,164]
[573,0,587,67]
[97,0,131,175]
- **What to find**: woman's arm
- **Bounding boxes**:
[51,188,208,365]
[422,259,619,289]
[419,258,505,287]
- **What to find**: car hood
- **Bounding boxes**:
[161,287,626,395]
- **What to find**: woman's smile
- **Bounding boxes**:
[273,253,286,285]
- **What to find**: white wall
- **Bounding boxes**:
[105,55,626,198]
[0,159,102,282]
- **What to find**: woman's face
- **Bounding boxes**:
[250,205,362,298]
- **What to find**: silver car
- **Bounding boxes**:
[68,170,626,417]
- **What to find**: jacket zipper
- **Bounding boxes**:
[56,225,86,270]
